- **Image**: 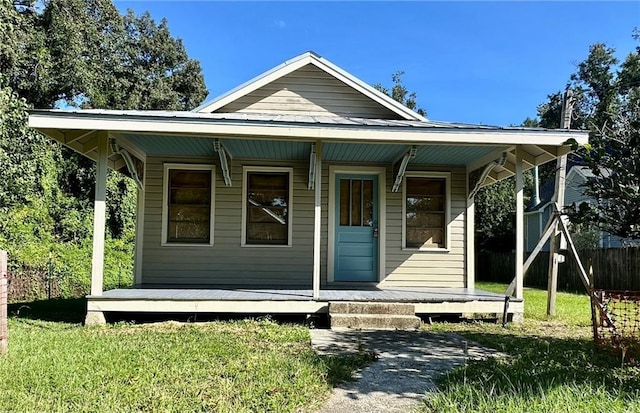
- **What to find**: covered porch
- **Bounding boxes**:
[28,110,587,325]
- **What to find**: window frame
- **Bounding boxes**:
[241,166,294,248]
[402,172,451,251]
[161,163,215,247]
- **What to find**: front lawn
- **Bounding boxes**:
[0,306,368,412]
[423,283,640,413]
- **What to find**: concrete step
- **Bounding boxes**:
[330,314,421,330]
[329,302,415,316]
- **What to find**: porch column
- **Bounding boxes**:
[312,141,323,299]
[515,146,524,300]
[133,162,146,286]
[465,195,475,290]
[90,132,109,297]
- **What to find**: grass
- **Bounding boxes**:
[1,302,372,413]
[476,281,592,325]
[6,286,639,412]
[422,282,640,413]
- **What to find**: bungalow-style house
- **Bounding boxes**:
[526,165,634,251]
[29,52,589,326]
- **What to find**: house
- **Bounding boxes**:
[525,165,632,251]
[28,52,589,325]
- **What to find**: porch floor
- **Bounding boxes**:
[87,286,523,317]
[95,286,512,303]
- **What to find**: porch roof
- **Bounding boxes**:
[30,108,587,141]
[29,108,589,186]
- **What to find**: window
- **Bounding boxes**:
[242,167,292,246]
[162,164,215,245]
[404,174,449,249]
[339,178,375,227]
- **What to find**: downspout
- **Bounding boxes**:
[532,166,540,206]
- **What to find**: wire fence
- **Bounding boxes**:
[592,289,640,362]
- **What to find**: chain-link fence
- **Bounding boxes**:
[592,290,640,362]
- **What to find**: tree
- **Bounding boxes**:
[534,36,640,241]
[474,164,534,253]
[0,0,209,295]
[374,71,427,117]
[0,82,56,210]
[569,99,640,240]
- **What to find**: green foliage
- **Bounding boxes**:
[374,71,427,116]
[0,0,53,107]
[0,0,208,297]
[97,10,208,111]
[0,319,368,412]
[534,35,640,240]
[569,101,640,240]
[475,173,533,252]
[0,84,55,208]
[424,285,640,413]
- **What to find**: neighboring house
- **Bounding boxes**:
[525,165,631,251]
[28,52,588,324]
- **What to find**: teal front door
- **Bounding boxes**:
[334,174,378,282]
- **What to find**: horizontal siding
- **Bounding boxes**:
[383,166,467,288]
[141,156,467,289]
[565,174,588,206]
[141,156,316,286]
[217,64,401,119]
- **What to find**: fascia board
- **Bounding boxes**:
[29,112,589,147]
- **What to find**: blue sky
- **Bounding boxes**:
[114,1,638,126]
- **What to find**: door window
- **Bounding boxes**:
[339,178,374,227]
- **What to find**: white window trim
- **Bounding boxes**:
[161,163,215,247]
[402,171,451,252]
[241,166,294,248]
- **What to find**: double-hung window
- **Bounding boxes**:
[403,173,450,250]
[242,167,293,246]
[162,164,215,245]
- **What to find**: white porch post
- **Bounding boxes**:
[466,195,475,290]
[90,132,109,296]
[312,142,322,299]
[515,146,524,300]
[133,162,146,286]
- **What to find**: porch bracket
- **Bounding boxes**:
[110,139,144,190]
[468,152,507,199]
[308,143,317,190]
[214,139,232,187]
[391,145,417,192]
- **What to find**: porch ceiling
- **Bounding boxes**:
[121,132,506,165]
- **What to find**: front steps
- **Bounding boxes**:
[329,302,421,330]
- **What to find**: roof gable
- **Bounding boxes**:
[194,52,427,121]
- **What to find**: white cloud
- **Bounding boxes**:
[274,19,286,29]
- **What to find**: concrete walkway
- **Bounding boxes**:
[311,329,497,413]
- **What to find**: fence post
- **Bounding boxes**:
[1,250,8,355]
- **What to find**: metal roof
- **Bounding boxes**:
[30,108,584,134]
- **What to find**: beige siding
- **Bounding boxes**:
[141,156,316,286]
[217,64,402,119]
[383,166,467,288]
[142,157,468,288]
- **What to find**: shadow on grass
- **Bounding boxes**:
[8,298,86,324]
[318,352,378,387]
